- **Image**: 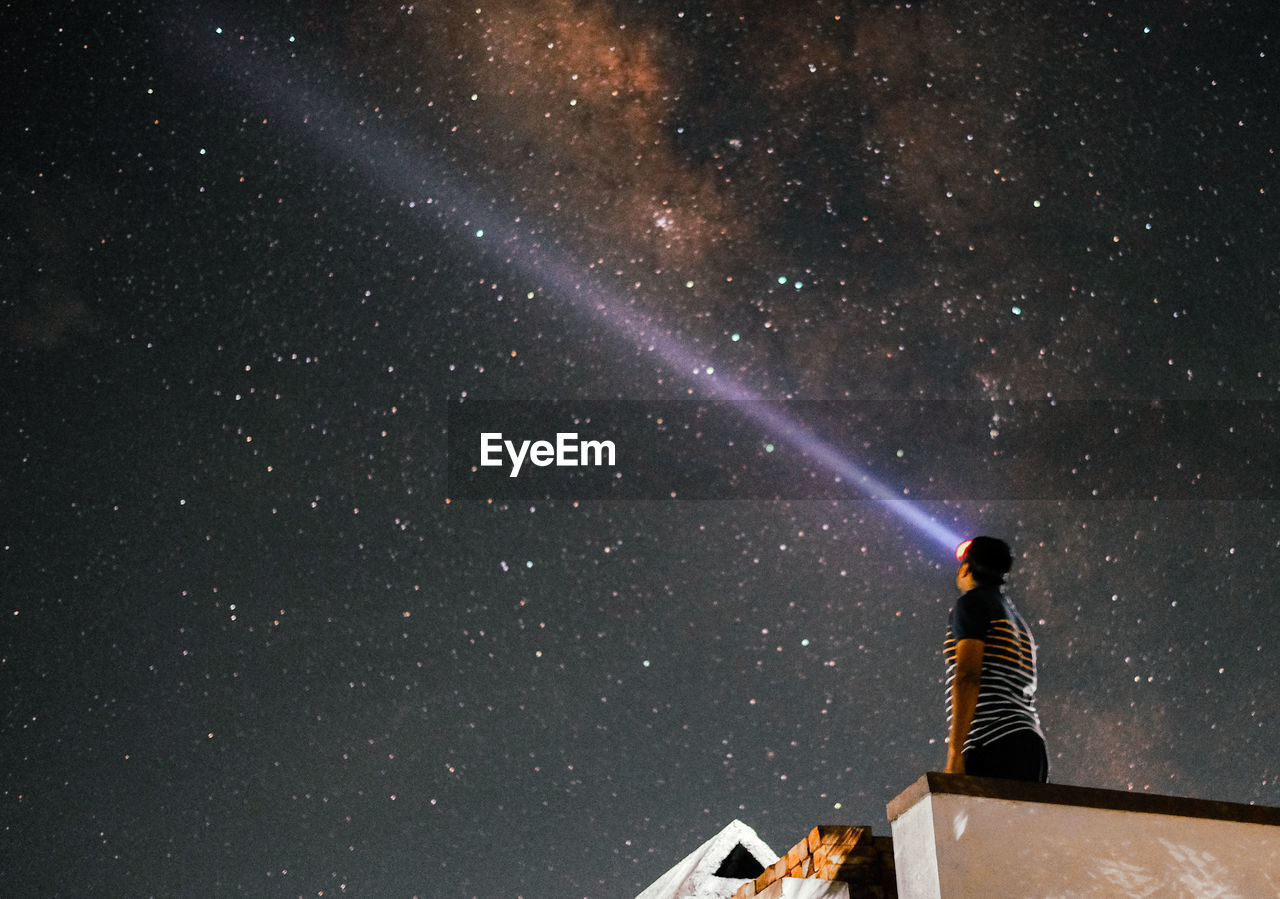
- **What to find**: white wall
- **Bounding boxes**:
[755,879,850,899]
[889,774,1280,898]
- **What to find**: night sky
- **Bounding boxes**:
[3,1,1276,897]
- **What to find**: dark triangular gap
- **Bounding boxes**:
[713,843,766,878]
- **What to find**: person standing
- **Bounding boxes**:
[944,536,1048,782]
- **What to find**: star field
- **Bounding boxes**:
[2,2,1276,897]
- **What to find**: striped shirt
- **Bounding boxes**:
[945,585,1044,751]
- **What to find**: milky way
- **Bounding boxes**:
[3,2,1276,897]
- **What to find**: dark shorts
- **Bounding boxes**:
[965,730,1048,783]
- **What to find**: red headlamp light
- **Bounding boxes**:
[955,539,973,562]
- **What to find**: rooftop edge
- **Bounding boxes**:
[887,772,1280,827]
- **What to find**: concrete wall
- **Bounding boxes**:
[888,773,1280,898]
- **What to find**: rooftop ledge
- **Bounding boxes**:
[887,773,1280,898]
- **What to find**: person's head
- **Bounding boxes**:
[955,536,1013,589]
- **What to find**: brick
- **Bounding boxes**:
[754,856,789,892]
[743,824,897,896]
[785,838,809,872]
[807,825,868,866]
[813,855,885,883]
[818,825,867,847]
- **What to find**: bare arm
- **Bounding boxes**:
[945,638,984,774]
